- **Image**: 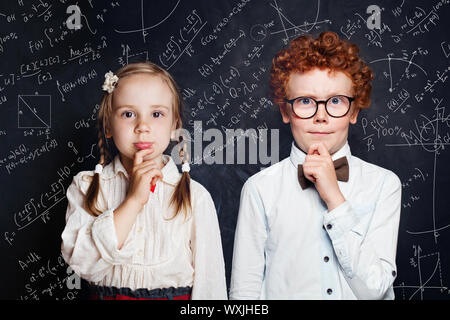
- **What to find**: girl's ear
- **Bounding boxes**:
[170,119,179,140]
[104,127,112,138]
[170,129,177,141]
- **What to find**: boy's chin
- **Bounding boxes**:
[295,139,332,154]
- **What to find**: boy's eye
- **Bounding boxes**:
[330,96,342,104]
[299,97,312,105]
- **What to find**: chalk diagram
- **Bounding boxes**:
[387,99,449,299]
[386,99,450,244]
[114,0,181,43]
[394,245,449,300]
[269,0,331,45]
[17,94,51,129]
[370,50,428,93]
[119,44,149,66]
[375,53,450,298]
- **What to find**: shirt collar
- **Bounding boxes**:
[289,140,352,166]
[105,154,182,186]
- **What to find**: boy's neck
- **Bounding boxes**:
[293,140,342,156]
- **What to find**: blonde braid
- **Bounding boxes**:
[84,121,109,216]
[169,135,192,220]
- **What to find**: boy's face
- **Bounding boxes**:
[281,68,359,155]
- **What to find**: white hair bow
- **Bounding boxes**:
[102,71,119,93]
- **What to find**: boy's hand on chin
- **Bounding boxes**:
[303,142,345,211]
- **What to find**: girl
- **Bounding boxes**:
[61,62,227,300]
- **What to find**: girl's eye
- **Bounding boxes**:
[121,111,135,118]
[152,111,164,118]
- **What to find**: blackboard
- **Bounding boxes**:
[1,0,449,300]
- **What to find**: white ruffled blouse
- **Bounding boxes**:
[61,154,227,300]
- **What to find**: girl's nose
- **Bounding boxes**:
[135,119,151,133]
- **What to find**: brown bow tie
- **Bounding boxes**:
[297,156,349,190]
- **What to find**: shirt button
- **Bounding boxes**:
[327,288,333,295]
[326,224,332,230]
[324,256,330,262]
[392,270,397,277]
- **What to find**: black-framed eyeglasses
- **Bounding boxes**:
[283,95,355,119]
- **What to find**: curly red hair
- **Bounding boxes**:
[270,31,374,114]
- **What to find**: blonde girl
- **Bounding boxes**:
[61,62,227,300]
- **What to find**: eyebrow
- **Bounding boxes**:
[115,104,170,111]
[289,92,350,99]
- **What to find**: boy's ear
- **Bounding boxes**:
[349,107,360,124]
[280,104,291,124]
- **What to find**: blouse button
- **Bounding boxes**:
[326,224,332,230]
[327,288,333,295]
[324,256,330,263]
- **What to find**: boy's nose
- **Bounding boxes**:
[314,103,329,123]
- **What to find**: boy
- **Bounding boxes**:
[229,31,402,299]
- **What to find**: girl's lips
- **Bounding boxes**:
[134,143,153,150]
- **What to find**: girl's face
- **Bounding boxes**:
[106,73,177,173]
[281,68,359,155]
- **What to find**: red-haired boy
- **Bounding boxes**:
[230,32,402,300]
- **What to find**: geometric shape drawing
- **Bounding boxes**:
[17,94,51,128]
[395,246,449,300]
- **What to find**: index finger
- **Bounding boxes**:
[308,142,329,156]
[133,148,154,166]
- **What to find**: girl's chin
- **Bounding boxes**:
[142,153,155,161]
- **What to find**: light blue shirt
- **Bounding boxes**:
[230,141,402,299]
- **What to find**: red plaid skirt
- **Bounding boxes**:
[89,284,192,300]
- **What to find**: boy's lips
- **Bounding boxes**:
[134,142,153,149]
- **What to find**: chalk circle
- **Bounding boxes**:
[250,24,267,42]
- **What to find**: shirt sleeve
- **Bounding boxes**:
[229,179,268,300]
[190,190,228,300]
[60,173,136,283]
[322,170,402,299]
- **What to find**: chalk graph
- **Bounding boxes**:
[395,245,449,300]
[269,0,331,45]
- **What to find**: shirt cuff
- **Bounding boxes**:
[91,209,135,265]
[322,201,362,278]
[322,200,361,240]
